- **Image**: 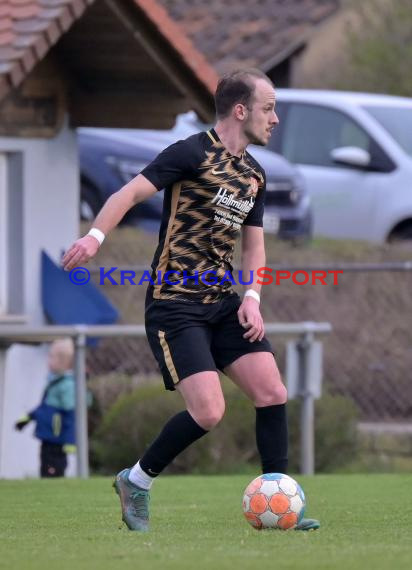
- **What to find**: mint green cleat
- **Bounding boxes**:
[295,517,320,531]
[113,468,150,531]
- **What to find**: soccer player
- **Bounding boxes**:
[62,68,320,532]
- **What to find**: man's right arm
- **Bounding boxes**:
[62,174,157,271]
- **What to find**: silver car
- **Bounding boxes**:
[268,89,412,242]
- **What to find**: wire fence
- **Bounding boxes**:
[86,259,412,422]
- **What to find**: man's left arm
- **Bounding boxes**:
[238,225,266,342]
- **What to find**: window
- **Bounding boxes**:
[279,104,371,167]
[363,105,412,158]
[0,154,7,314]
[0,153,23,317]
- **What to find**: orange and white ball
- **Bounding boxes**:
[242,473,305,530]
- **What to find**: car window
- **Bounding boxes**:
[279,104,371,167]
[363,105,412,158]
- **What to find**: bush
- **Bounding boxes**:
[91,380,359,474]
[288,394,359,472]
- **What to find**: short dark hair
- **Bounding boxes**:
[214,68,274,119]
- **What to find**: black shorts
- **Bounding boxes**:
[145,291,273,390]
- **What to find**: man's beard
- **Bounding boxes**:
[244,122,266,146]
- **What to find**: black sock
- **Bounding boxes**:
[256,404,288,474]
[139,410,208,476]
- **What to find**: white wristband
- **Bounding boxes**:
[87,227,105,246]
[244,289,260,304]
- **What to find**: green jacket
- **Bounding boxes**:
[43,371,75,411]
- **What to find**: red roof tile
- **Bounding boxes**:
[0,30,15,45]
[9,4,41,20]
[0,0,87,98]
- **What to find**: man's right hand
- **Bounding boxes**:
[61,236,100,271]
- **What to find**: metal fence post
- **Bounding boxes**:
[74,330,89,478]
[298,331,315,475]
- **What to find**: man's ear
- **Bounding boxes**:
[233,103,248,121]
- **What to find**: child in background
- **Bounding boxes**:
[15,338,76,477]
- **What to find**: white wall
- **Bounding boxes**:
[0,119,79,323]
[1,345,48,478]
[0,154,7,314]
[0,120,79,478]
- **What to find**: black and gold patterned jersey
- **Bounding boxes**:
[141,128,266,303]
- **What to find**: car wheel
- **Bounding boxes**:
[388,222,412,242]
[291,212,313,247]
[80,182,101,221]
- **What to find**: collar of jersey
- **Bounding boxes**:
[208,128,246,161]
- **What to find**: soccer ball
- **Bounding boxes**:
[242,473,305,530]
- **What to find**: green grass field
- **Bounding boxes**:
[1,474,411,570]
